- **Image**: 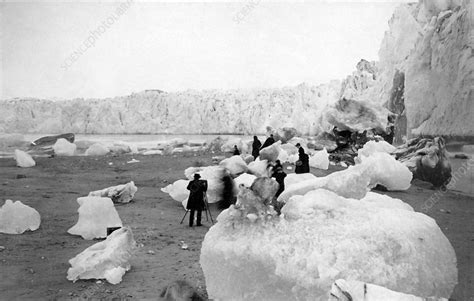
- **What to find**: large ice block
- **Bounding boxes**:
[88,181,137,204]
[201,189,457,301]
[68,197,123,240]
[14,149,35,168]
[52,138,77,156]
[0,199,41,234]
[219,155,248,177]
[67,227,136,284]
[309,148,329,170]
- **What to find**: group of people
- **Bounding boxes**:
[185,134,311,227]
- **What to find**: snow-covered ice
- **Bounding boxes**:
[201,188,457,300]
[67,227,136,284]
[14,149,35,168]
[247,158,270,177]
[52,138,77,156]
[284,173,317,188]
[88,181,138,204]
[68,197,123,240]
[161,180,189,203]
[0,200,41,234]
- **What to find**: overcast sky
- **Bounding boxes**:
[1,0,413,100]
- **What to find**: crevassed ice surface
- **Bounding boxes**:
[200,189,457,301]
[0,199,41,234]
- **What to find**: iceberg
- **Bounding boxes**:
[52,138,77,156]
[68,197,123,240]
[201,188,457,301]
[14,149,35,168]
[67,227,136,284]
[309,148,329,170]
[234,173,257,188]
[0,199,41,234]
[161,180,190,203]
[356,140,396,159]
[219,155,248,177]
[259,141,281,162]
[88,181,138,204]
[85,143,110,156]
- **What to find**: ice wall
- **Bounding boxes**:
[0,83,341,136]
[373,0,473,138]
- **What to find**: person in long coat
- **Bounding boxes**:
[295,147,310,174]
[260,134,275,150]
[251,136,262,159]
[271,166,287,198]
[186,174,208,227]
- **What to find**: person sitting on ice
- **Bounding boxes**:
[252,136,261,159]
[186,173,208,227]
[260,134,275,150]
[233,145,240,156]
[295,147,310,174]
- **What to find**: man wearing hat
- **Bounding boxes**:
[186,173,208,227]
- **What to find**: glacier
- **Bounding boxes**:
[1,0,471,139]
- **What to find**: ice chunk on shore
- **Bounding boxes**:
[357,140,396,159]
[278,152,411,203]
[234,173,257,188]
[88,181,137,204]
[161,180,189,203]
[259,141,281,162]
[357,152,412,191]
[219,155,248,177]
[14,149,35,167]
[68,197,123,240]
[53,138,77,156]
[329,279,448,301]
[67,227,136,284]
[0,200,41,234]
[309,148,329,170]
[85,143,110,156]
[284,173,317,187]
[201,189,457,301]
[247,158,270,177]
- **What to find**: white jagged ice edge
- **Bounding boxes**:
[67,227,136,284]
[200,189,457,301]
[0,199,41,234]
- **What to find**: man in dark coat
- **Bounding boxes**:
[260,134,275,150]
[295,147,310,174]
[233,145,240,156]
[252,136,262,159]
[271,166,287,198]
[186,174,208,227]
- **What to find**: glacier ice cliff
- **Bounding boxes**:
[0,0,471,138]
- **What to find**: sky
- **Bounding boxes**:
[0,0,414,100]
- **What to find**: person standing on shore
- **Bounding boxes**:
[252,136,262,159]
[295,147,310,174]
[186,174,208,227]
[261,134,275,150]
[233,145,240,156]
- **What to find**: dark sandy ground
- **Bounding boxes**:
[0,152,472,300]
